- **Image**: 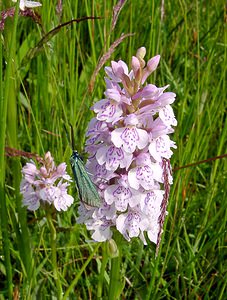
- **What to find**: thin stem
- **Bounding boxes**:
[146,254,160,300]
[46,209,63,299]
[0,3,20,299]
[97,242,109,298]
[108,233,123,300]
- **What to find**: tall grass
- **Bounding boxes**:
[0,0,226,299]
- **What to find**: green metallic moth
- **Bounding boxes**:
[70,150,101,208]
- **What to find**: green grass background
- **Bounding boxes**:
[0,0,226,299]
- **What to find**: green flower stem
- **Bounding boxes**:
[0,3,20,299]
[108,234,123,300]
[46,209,62,299]
[63,243,101,300]
[97,242,109,298]
[146,253,160,300]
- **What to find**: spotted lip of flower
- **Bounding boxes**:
[111,126,149,154]
[93,99,123,123]
[89,219,114,242]
[116,209,151,241]
[104,181,141,212]
[96,145,133,171]
[128,162,163,191]
[149,135,177,162]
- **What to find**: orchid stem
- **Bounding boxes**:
[108,233,123,300]
[97,242,108,298]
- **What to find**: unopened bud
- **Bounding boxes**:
[141,55,161,84]
[107,239,119,258]
[131,56,142,83]
[147,55,160,72]
[136,47,146,60]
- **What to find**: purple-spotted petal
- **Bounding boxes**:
[159,105,177,127]
[149,135,176,162]
[104,184,132,211]
[140,190,164,215]
[111,126,149,153]
[86,118,108,137]
[128,165,155,190]
[86,158,117,184]
[128,163,163,190]
[93,99,123,123]
[96,145,133,171]
[21,185,40,211]
[116,210,150,240]
[88,218,113,242]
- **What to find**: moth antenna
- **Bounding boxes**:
[63,123,73,150]
[70,123,76,151]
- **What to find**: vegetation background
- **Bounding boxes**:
[0,0,226,299]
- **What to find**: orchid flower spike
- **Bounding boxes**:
[77,47,177,247]
[20,151,74,212]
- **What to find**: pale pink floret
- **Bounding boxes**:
[38,182,73,211]
[96,145,133,171]
[132,83,159,100]
[128,162,163,190]
[116,209,150,241]
[93,99,123,123]
[77,203,95,224]
[111,126,149,153]
[156,92,176,106]
[95,201,117,221]
[149,135,177,162]
[147,225,160,244]
[85,205,117,242]
[21,162,38,183]
[54,184,74,212]
[104,78,132,105]
[104,184,141,211]
[105,88,122,103]
[89,219,114,242]
[21,185,40,210]
[144,117,171,138]
[105,60,129,82]
[140,190,164,216]
[86,118,108,137]
[86,159,117,184]
[159,104,177,127]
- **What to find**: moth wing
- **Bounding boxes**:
[71,156,101,207]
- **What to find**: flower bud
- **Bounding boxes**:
[147,55,160,72]
[107,239,119,258]
[136,47,146,59]
[142,55,161,84]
